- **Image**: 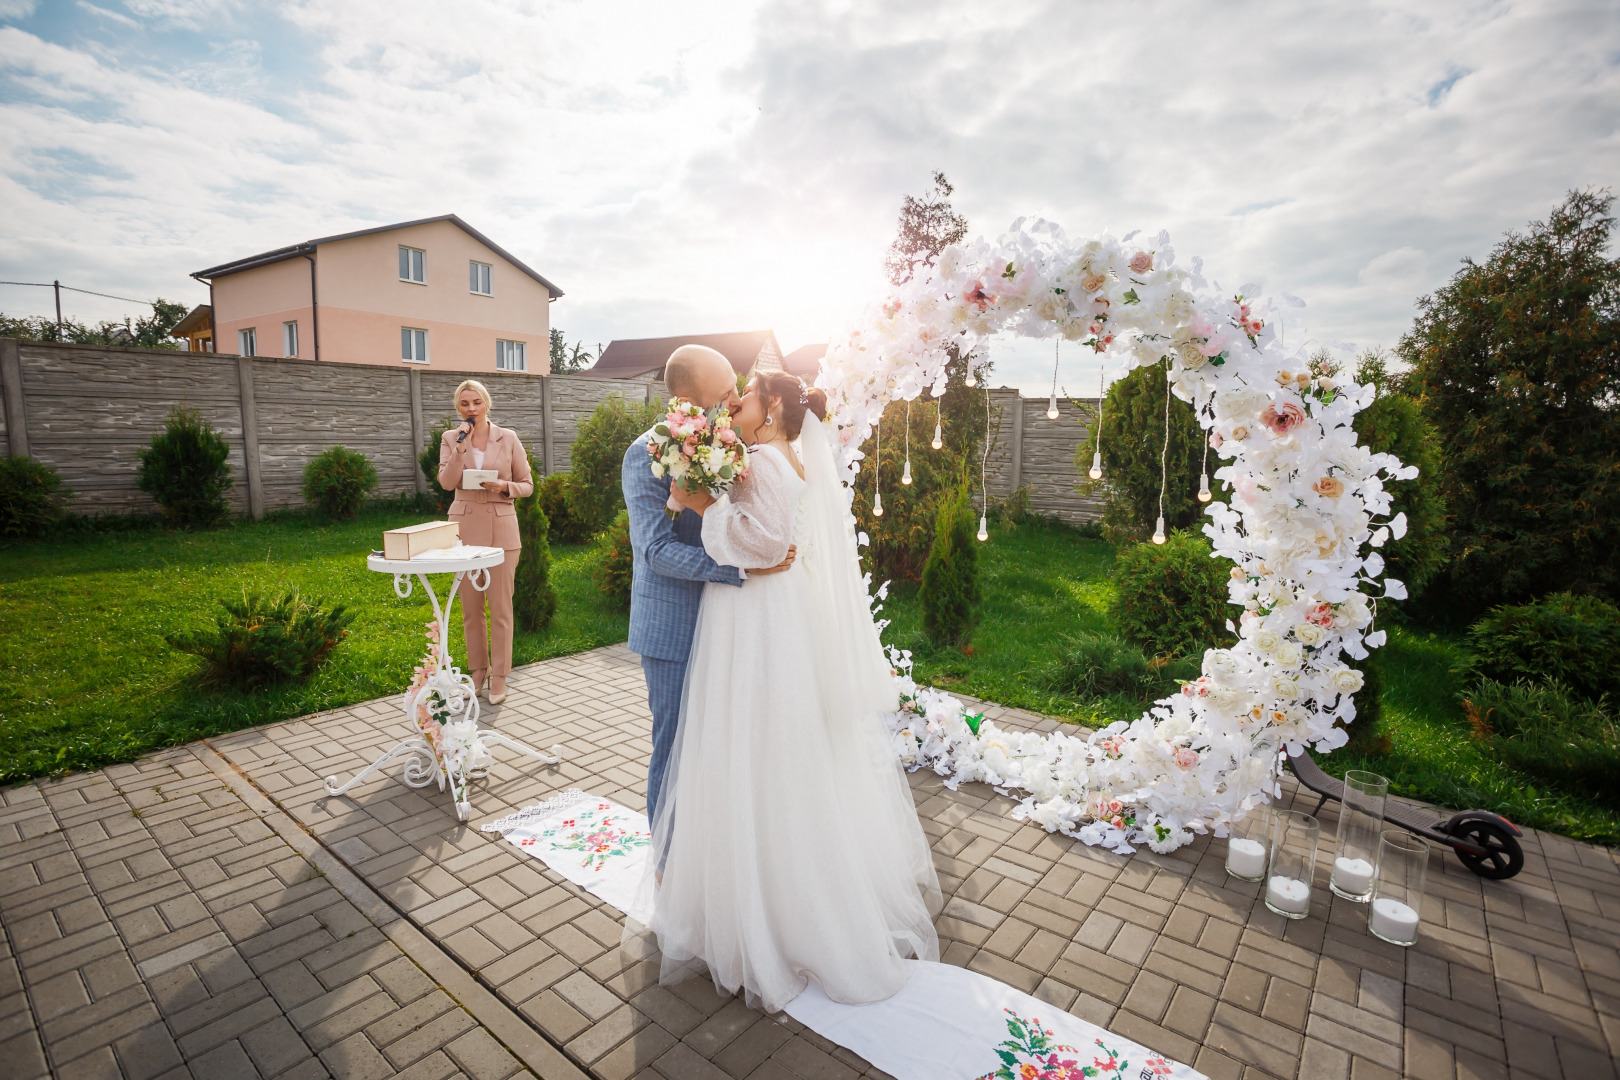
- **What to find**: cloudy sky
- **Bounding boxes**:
[1,0,1615,393]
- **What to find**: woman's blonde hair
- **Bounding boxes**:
[454,379,493,414]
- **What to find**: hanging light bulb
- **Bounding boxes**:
[873,491,884,517]
[1046,392,1059,421]
[901,459,912,485]
[932,420,943,450]
[901,400,913,484]
[1047,338,1061,419]
[1152,516,1167,544]
[977,514,989,542]
[1089,451,1103,481]
[965,370,977,388]
[1197,473,1212,503]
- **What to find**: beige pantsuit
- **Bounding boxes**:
[437,422,534,679]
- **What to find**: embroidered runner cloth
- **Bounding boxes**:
[484,791,1202,1080]
[481,789,651,914]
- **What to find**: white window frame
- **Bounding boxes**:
[469,260,492,296]
[401,327,429,365]
[495,339,526,372]
[398,245,426,284]
[238,327,257,356]
[282,320,298,358]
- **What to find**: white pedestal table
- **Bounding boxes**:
[321,544,562,821]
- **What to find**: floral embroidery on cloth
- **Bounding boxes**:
[534,803,650,872]
[482,790,652,913]
[978,1008,1174,1080]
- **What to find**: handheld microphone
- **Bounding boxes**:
[456,419,473,443]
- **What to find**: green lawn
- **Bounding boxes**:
[0,506,627,784]
[879,517,1620,848]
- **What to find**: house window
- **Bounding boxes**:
[398,245,425,284]
[401,327,429,364]
[470,261,492,295]
[282,320,298,358]
[238,327,257,356]
[495,339,526,372]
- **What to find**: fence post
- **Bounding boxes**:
[408,368,426,493]
[1009,392,1024,494]
[236,355,265,519]
[540,374,556,476]
[0,338,27,458]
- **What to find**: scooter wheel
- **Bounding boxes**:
[1446,813,1524,880]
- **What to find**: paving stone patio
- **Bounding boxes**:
[5,643,1620,1079]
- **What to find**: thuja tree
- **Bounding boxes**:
[1082,360,1208,544]
[514,447,557,632]
[921,480,981,647]
[1402,190,1620,613]
[1351,350,1447,601]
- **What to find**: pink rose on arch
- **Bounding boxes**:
[962,280,992,310]
[1306,603,1335,627]
[1130,251,1153,274]
[1173,747,1200,769]
[1260,401,1306,436]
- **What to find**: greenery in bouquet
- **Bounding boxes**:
[648,397,749,518]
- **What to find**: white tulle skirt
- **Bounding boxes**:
[629,562,942,1013]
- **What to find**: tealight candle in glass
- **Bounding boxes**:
[1330,770,1388,902]
[1265,810,1320,920]
[1368,830,1430,946]
[1225,809,1272,882]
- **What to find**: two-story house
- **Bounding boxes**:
[193,215,562,374]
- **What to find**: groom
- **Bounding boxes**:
[623,344,795,822]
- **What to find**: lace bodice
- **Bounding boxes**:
[700,443,807,570]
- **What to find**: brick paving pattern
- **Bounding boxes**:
[5,642,1619,1079]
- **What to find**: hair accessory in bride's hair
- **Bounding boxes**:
[798,384,810,405]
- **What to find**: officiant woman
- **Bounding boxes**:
[438,378,533,704]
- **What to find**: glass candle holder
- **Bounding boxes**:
[1225,809,1272,882]
[1265,810,1320,920]
[1368,830,1430,946]
[1330,770,1388,902]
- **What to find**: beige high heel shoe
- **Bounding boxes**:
[488,676,507,705]
[470,669,489,699]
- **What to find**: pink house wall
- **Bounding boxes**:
[211,219,552,373]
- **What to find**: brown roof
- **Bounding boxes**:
[169,304,212,337]
[581,331,781,380]
[191,214,563,297]
[781,343,827,377]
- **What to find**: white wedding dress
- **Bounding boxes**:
[628,421,942,1013]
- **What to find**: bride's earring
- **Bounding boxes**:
[764,416,773,426]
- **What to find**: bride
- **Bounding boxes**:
[628,370,942,1013]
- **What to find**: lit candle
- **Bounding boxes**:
[1332,857,1374,897]
[1266,876,1311,915]
[1227,838,1267,879]
[1370,897,1420,944]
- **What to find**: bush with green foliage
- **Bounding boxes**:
[1109,530,1233,659]
[855,400,958,584]
[920,481,981,647]
[166,590,354,689]
[1,298,188,350]
[1465,592,1620,702]
[0,456,70,538]
[1402,190,1620,613]
[301,445,378,520]
[418,415,459,513]
[1340,652,1388,756]
[1082,360,1212,545]
[1463,678,1620,810]
[137,406,234,528]
[594,510,634,611]
[568,395,663,537]
[1039,632,1200,700]
[537,472,591,544]
[514,448,557,632]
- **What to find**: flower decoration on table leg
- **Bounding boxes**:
[403,620,491,810]
[823,221,1415,854]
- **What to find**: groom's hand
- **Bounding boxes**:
[751,545,796,576]
[669,481,716,515]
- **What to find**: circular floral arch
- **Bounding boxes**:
[817,219,1416,854]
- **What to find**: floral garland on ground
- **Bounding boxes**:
[821,219,1414,853]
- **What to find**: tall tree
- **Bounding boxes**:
[548,328,597,373]
[1401,189,1620,612]
[884,171,969,286]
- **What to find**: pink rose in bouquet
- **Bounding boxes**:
[648,397,750,518]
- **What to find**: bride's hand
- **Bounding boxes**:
[751,545,796,576]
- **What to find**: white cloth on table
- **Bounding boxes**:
[626,436,942,1014]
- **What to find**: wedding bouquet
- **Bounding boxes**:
[648,398,750,518]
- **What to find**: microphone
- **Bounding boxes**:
[456,419,474,443]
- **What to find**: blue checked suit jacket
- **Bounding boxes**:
[623,431,743,662]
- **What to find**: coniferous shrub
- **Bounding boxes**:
[166,590,354,689]
[301,446,377,520]
[568,395,663,538]
[1039,633,1200,700]
[1462,678,1620,808]
[537,472,591,544]
[514,448,557,632]
[1465,593,1620,702]
[0,456,69,537]
[137,406,234,528]
[418,415,458,513]
[594,510,634,611]
[1082,360,1211,545]
[1110,530,1234,659]
[920,481,981,647]
[1340,652,1388,756]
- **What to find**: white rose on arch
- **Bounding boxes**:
[830,219,1407,853]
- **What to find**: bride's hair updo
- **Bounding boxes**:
[752,370,828,440]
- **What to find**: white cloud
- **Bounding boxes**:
[0,0,1615,392]
[0,0,38,20]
